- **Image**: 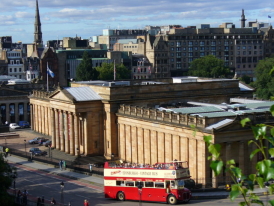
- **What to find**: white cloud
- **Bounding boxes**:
[1,0,273,43]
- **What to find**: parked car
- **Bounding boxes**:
[28,137,43,144]
[18,121,30,128]
[29,148,47,156]
[38,138,48,145]
[9,123,21,129]
[43,140,52,147]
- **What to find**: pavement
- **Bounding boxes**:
[5,154,230,200]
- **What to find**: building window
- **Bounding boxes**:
[19,68,21,72]
[9,68,12,72]
[14,68,17,72]
[188,47,193,51]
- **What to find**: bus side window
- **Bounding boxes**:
[136,181,144,188]
[116,181,124,186]
[155,182,164,188]
[145,182,154,187]
[170,181,175,188]
[126,181,134,186]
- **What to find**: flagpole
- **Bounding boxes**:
[47,62,49,92]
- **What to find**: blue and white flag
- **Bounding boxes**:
[268,15,271,18]
[47,62,54,78]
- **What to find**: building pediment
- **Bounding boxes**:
[49,89,75,103]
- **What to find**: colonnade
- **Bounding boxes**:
[31,104,87,155]
[0,102,29,124]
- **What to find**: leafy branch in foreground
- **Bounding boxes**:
[204,105,274,206]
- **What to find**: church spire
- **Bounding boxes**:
[34,0,43,46]
[240,9,247,28]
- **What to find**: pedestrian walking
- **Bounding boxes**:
[37,197,41,206]
[51,197,56,205]
[41,196,44,206]
[88,163,93,173]
[63,160,66,170]
[5,147,9,157]
[84,199,89,206]
[22,189,28,205]
[16,190,22,204]
[59,160,63,171]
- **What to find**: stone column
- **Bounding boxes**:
[239,141,245,175]
[74,113,79,156]
[64,112,69,154]
[30,104,34,130]
[32,104,36,131]
[15,103,19,123]
[51,108,56,148]
[60,111,64,152]
[23,102,28,122]
[69,112,75,155]
[54,109,60,150]
[37,105,41,133]
[6,104,10,123]
[84,116,88,155]
[225,142,231,181]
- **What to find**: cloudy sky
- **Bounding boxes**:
[0,0,273,44]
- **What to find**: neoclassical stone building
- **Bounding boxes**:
[30,78,273,184]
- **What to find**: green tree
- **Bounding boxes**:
[96,62,130,80]
[203,105,274,206]
[0,154,16,205]
[75,51,98,81]
[253,57,274,100]
[188,55,231,78]
[239,75,252,84]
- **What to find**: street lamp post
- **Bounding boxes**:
[5,136,7,146]
[137,181,143,206]
[24,140,26,157]
[60,181,64,205]
[76,148,80,169]
[11,168,17,196]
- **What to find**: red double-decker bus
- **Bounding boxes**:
[104,161,192,205]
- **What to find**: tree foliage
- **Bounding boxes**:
[203,105,274,206]
[96,62,130,80]
[253,57,274,100]
[0,154,16,205]
[188,55,231,78]
[239,75,252,85]
[75,51,98,81]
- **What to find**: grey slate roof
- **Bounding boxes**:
[164,106,224,114]
[64,87,102,101]
[239,82,253,91]
[234,108,271,114]
[206,119,234,130]
[191,111,237,118]
[243,102,274,109]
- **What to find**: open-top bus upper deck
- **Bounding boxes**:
[104,161,191,180]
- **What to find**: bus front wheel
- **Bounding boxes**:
[168,195,177,205]
[117,191,125,201]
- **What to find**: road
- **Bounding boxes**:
[11,162,272,206]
